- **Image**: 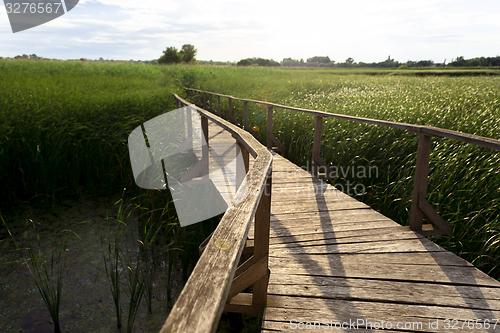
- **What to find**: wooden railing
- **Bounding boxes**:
[185,88,500,237]
[160,95,272,333]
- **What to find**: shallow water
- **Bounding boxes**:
[0,195,185,333]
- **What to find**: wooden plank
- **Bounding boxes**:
[270,200,369,214]
[249,219,401,239]
[269,238,447,256]
[262,320,400,333]
[268,230,424,248]
[269,251,474,266]
[263,295,500,332]
[268,274,500,311]
[264,222,400,240]
[267,226,415,245]
[270,208,389,222]
[268,257,500,287]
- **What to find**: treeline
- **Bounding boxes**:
[448,56,500,67]
[239,55,500,68]
[2,54,159,65]
[281,56,435,68]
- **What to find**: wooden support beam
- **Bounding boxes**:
[226,256,268,300]
[224,294,265,315]
[252,173,271,305]
[418,197,452,236]
[228,97,237,124]
[409,134,431,232]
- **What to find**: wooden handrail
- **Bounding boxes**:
[160,95,272,333]
[186,88,500,151]
[185,87,500,236]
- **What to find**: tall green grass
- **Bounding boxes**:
[184,66,500,280]
[0,60,178,207]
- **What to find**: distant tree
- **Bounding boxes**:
[237,58,253,66]
[307,56,330,64]
[237,57,280,67]
[158,47,181,64]
[345,57,354,65]
[179,44,197,63]
[416,60,434,67]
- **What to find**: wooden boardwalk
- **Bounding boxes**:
[204,120,500,332]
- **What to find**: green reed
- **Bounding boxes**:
[2,214,69,333]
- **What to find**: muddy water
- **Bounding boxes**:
[0,195,185,333]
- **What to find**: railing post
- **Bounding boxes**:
[186,105,193,151]
[252,171,271,306]
[202,92,206,110]
[409,134,432,231]
[217,95,221,115]
[228,97,236,123]
[243,101,249,131]
[267,106,273,150]
[209,94,213,112]
[312,115,323,177]
[201,115,209,176]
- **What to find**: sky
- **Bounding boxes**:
[1,0,500,63]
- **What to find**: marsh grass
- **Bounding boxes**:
[2,215,70,333]
[0,60,180,209]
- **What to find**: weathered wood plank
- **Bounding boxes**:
[263,295,500,332]
[266,226,414,245]
[268,230,424,248]
[268,257,500,287]
[262,320,401,333]
[269,251,474,266]
[249,219,401,239]
[269,238,447,256]
[271,200,369,214]
[268,274,500,311]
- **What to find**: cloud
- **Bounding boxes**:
[1,0,499,61]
